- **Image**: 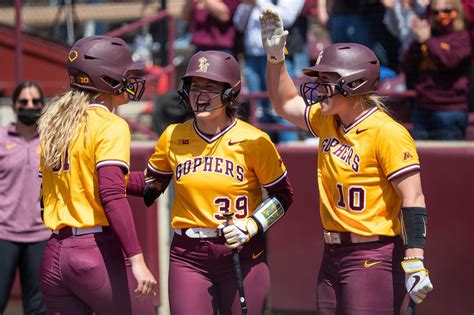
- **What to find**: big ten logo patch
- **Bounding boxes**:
[179,139,189,144]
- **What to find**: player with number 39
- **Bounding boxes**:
[143,50,294,314]
[260,8,433,314]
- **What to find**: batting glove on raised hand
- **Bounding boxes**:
[259,8,288,64]
[401,259,433,304]
[218,218,259,249]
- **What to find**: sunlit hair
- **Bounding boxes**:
[351,94,392,115]
[38,89,94,169]
[429,0,466,31]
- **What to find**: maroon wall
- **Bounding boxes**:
[0,25,69,97]
[268,144,474,314]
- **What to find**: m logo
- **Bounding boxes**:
[403,152,414,161]
[68,50,78,62]
[197,57,209,73]
[179,139,189,144]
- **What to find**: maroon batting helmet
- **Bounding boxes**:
[67,35,146,101]
[178,50,241,107]
[303,43,380,97]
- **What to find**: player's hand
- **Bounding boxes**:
[129,254,158,299]
[259,8,288,64]
[143,185,160,207]
[218,218,258,249]
[401,259,433,304]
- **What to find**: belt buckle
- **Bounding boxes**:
[323,231,341,245]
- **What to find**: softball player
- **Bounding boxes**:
[143,50,294,314]
[37,36,156,315]
[260,9,433,314]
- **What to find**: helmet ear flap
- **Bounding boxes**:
[221,87,237,106]
[177,79,191,108]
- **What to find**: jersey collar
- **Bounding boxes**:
[193,119,237,143]
[341,107,377,133]
[88,104,111,112]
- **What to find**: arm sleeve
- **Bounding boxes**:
[126,171,145,196]
[98,165,142,257]
[264,174,294,211]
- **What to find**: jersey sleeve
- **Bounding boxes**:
[376,121,420,181]
[95,118,131,174]
[305,103,322,137]
[147,126,173,177]
[253,133,287,188]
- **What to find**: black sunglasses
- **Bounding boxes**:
[432,8,455,15]
[17,98,43,106]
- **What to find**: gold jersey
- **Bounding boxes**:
[305,104,420,236]
[147,119,287,229]
[39,104,130,230]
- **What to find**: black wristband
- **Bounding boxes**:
[401,207,427,249]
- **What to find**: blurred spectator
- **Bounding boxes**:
[182,0,241,55]
[403,0,471,140]
[382,0,429,56]
[0,81,50,315]
[233,0,303,142]
[317,0,399,81]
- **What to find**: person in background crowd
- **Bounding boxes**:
[142,50,294,314]
[382,0,430,57]
[261,8,433,313]
[233,0,304,142]
[182,0,241,55]
[0,81,50,315]
[38,36,156,315]
[403,0,471,140]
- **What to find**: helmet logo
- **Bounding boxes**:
[68,50,78,62]
[316,50,323,65]
[197,57,210,73]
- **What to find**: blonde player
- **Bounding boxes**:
[37,36,156,315]
[143,50,294,314]
[260,9,433,314]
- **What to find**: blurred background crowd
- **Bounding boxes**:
[1,0,473,143]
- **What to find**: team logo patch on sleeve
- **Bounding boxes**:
[403,152,414,161]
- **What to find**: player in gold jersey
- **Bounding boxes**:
[37,36,156,315]
[143,50,294,314]
[261,9,433,314]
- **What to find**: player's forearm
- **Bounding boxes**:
[98,166,143,257]
[126,171,146,196]
[266,61,299,117]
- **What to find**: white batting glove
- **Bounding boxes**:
[259,8,288,64]
[218,218,259,249]
[401,259,433,304]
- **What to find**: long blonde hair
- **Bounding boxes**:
[38,89,94,169]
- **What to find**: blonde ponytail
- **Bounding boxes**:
[38,89,93,169]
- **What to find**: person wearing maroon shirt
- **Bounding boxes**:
[0,81,50,315]
[403,0,471,140]
[182,0,241,55]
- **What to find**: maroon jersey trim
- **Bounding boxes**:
[263,171,288,188]
[192,119,237,143]
[342,107,378,133]
[387,164,421,181]
[304,106,318,137]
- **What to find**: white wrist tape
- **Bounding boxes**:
[251,197,285,232]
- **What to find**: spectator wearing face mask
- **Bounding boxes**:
[403,0,471,140]
[0,81,50,315]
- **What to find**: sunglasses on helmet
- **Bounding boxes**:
[17,98,43,107]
